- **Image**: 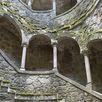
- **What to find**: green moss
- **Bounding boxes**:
[3,80,10,83]
[96,29,102,33]
[16,92,56,96]
[10,87,18,90]
[0,0,99,39]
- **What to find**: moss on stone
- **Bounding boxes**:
[0,0,99,34]
[16,92,56,96]
[3,80,10,83]
[96,29,102,33]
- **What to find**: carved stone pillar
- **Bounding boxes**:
[20,43,28,71]
[52,40,58,72]
[84,52,92,90]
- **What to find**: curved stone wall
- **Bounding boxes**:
[0,52,101,101]
[0,15,22,67]
[88,39,102,93]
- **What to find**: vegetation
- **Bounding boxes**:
[0,0,101,51]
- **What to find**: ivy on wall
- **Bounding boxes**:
[0,0,101,50]
[0,1,41,34]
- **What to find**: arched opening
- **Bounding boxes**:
[88,39,102,93]
[22,0,52,11]
[58,37,86,85]
[0,14,22,67]
[26,34,53,71]
[32,0,52,10]
[56,0,77,15]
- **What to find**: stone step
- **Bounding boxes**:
[2,80,10,85]
[14,93,62,101]
[0,86,15,101]
[1,80,10,87]
[0,80,10,93]
[0,85,8,93]
[8,87,16,94]
[0,77,3,81]
[0,93,12,101]
[15,100,57,102]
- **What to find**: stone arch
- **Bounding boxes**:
[87,39,102,93]
[0,14,22,67]
[58,37,86,85]
[56,0,77,15]
[26,34,53,71]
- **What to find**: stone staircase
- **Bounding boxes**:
[0,68,102,102]
[0,77,13,102]
[0,77,61,102]
[0,51,102,102]
[9,87,62,102]
[15,93,59,101]
[0,50,61,102]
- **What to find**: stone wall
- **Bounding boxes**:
[18,0,54,26]
[0,28,22,67]
[0,52,102,101]
[56,0,77,15]
[82,0,102,31]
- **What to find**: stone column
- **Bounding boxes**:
[20,43,28,71]
[52,0,56,16]
[84,52,92,90]
[28,0,32,8]
[52,40,58,72]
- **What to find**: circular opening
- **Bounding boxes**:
[22,0,52,11]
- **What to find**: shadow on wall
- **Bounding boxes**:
[0,14,88,88]
[22,0,52,10]
[88,39,102,93]
[0,14,22,67]
[26,34,53,71]
[57,37,87,86]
